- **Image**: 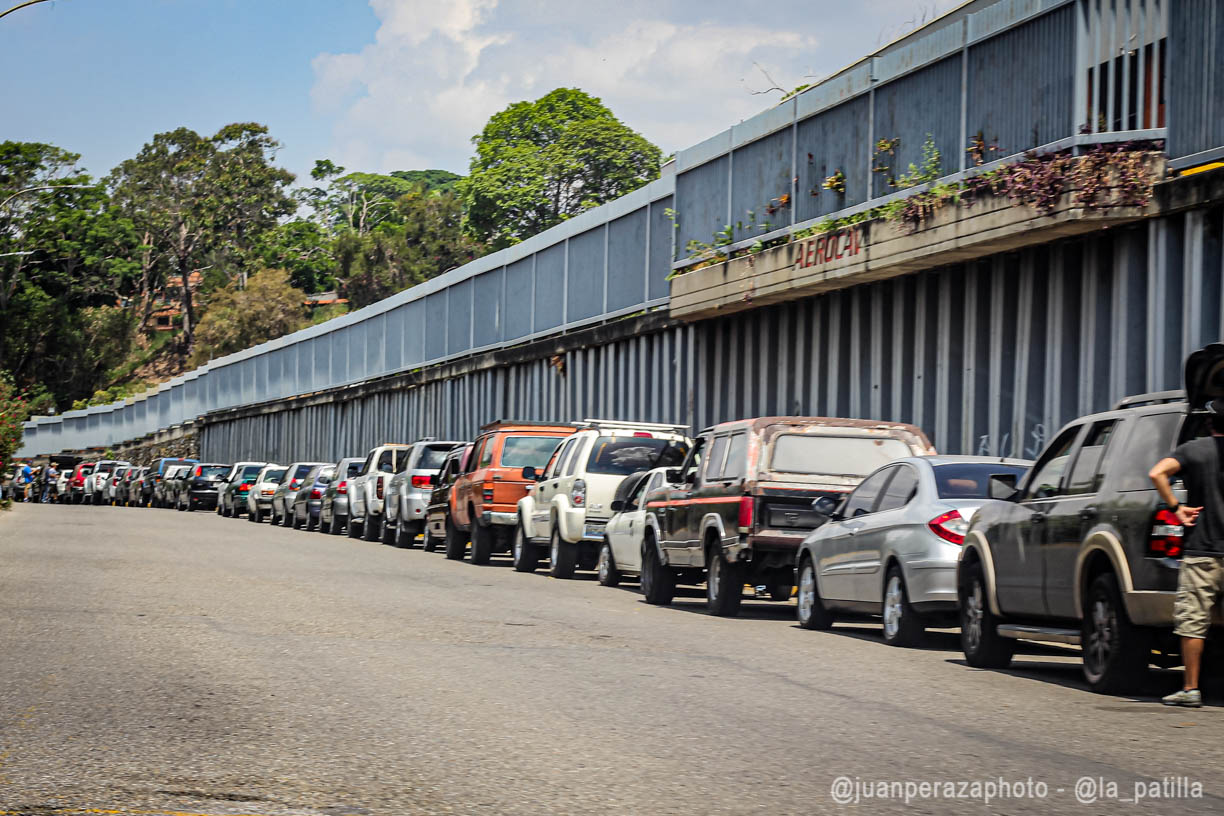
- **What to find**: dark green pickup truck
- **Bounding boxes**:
[639,416,934,617]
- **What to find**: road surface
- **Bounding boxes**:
[1,503,1221,815]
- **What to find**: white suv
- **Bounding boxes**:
[85,459,129,505]
[347,443,412,542]
[516,420,690,579]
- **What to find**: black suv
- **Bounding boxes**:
[958,344,1224,693]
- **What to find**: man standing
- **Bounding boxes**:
[1150,399,1224,707]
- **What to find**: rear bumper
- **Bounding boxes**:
[481,510,519,527]
[403,493,429,518]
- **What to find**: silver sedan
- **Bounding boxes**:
[796,455,1030,647]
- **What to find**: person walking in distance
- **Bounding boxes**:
[1149,399,1224,707]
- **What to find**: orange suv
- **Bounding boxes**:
[446,421,576,563]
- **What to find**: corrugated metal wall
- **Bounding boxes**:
[1168,0,1223,165]
[202,208,1224,465]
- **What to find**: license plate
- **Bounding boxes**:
[583,523,605,540]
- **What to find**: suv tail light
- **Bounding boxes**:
[483,485,495,502]
[632,432,652,438]
[411,475,431,489]
[376,479,384,499]
[1148,508,1184,558]
[290,479,301,491]
[193,466,202,477]
[572,479,586,507]
[928,510,968,545]
[72,476,84,487]
[337,480,348,494]
[310,488,322,499]
[738,496,754,530]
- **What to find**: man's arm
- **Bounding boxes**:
[1149,457,1201,525]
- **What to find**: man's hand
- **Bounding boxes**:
[1176,505,1202,526]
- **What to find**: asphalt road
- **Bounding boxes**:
[1,502,1222,816]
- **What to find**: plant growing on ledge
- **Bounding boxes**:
[822,170,846,195]
[966,131,999,167]
[873,137,900,185]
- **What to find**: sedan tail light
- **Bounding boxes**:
[1148,508,1184,558]
[238,484,251,492]
[928,510,968,545]
[261,488,275,496]
[737,496,754,530]
[310,488,322,499]
[337,480,348,494]
[571,479,586,507]
[289,479,300,491]
[411,475,431,489]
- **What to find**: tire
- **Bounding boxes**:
[796,557,835,630]
[380,515,396,546]
[306,513,317,532]
[881,565,926,647]
[282,505,295,527]
[959,559,1015,669]
[291,509,302,530]
[394,520,417,549]
[549,528,577,579]
[253,508,264,524]
[597,541,621,587]
[511,524,539,572]
[423,524,439,553]
[348,517,362,539]
[186,500,195,512]
[1082,572,1150,694]
[470,521,494,564]
[769,579,792,602]
[363,513,381,541]
[444,517,467,560]
[705,546,744,617]
[330,513,344,536]
[640,537,675,605]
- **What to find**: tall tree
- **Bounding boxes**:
[462,88,661,248]
[107,123,294,357]
[189,268,307,366]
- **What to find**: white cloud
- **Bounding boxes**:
[311,0,961,174]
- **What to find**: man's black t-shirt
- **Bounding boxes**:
[1171,436,1224,557]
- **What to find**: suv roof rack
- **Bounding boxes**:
[1112,390,1186,409]
[479,419,576,431]
[575,418,690,434]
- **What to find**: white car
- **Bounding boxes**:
[246,464,286,523]
[85,459,129,505]
[596,466,674,587]
[515,420,690,578]
[347,444,412,542]
[55,467,72,502]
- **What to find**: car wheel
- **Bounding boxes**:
[363,513,381,541]
[511,524,538,572]
[186,500,195,512]
[640,537,675,605]
[470,521,494,564]
[705,547,744,617]
[1082,572,1150,694]
[769,579,792,601]
[444,517,467,560]
[283,506,295,527]
[348,516,362,539]
[380,515,397,546]
[394,520,416,549]
[959,560,1015,669]
[253,508,264,524]
[597,541,621,587]
[422,524,439,553]
[796,557,835,630]
[292,510,302,530]
[306,513,317,532]
[882,565,926,647]
[330,513,344,536]
[549,528,577,579]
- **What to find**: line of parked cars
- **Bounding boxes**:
[53,344,1224,695]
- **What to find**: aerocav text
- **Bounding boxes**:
[793,228,865,271]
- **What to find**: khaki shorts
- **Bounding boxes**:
[1173,556,1224,639]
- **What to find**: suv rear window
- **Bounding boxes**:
[586,437,675,476]
[770,434,912,476]
[239,465,263,480]
[344,461,362,477]
[500,436,564,469]
[1115,412,1183,491]
[418,445,454,470]
[292,464,313,480]
[933,463,1029,499]
[265,468,287,482]
[199,465,228,478]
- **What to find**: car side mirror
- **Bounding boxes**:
[520,466,537,481]
[683,470,697,485]
[610,499,624,513]
[811,496,839,517]
[665,468,681,483]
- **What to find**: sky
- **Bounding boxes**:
[2,0,963,185]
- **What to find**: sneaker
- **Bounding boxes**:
[1162,688,1203,707]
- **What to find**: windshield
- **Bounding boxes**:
[264,468,287,483]
[933,463,1029,499]
[292,464,314,480]
[770,434,913,477]
[199,465,228,478]
[344,460,363,477]
[500,436,564,469]
[586,437,678,475]
[418,445,456,470]
[239,465,263,480]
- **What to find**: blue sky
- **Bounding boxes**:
[2,0,960,184]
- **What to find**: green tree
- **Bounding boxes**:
[249,219,338,294]
[0,376,26,476]
[461,88,661,248]
[337,186,482,309]
[390,169,463,194]
[188,268,307,366]
[108,124,295,358]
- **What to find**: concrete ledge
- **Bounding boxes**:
[670,157,1165,321]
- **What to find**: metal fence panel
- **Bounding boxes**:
[566,226,606,323]
[534,243,566,332]
[729,128,793,241]
[1168,0,1221,162]
[606,208,648,313]
[472,267,504,348]
[871,55,964,197]
[795,95,871,221]
[674,155,729,259]
[504,257,533,341]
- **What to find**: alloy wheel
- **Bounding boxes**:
[1085,597,1114,676]
[963,579,985,653]
[798,562,816,623]
[883,575,904,640]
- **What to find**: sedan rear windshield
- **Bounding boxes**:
[198,465,228,478]
[291,464,314,480]
[344,461,363,477]
[264,468,287,482]
[500,436,564,469]
[586,437,678,475]
[932,463,1029,499]
[770,434,912,477]
[239,465,263,480]
[418,445,456,470]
